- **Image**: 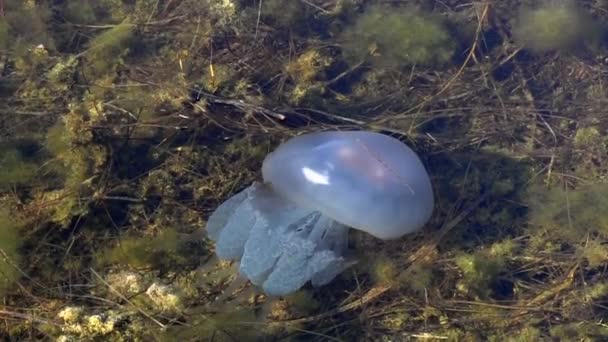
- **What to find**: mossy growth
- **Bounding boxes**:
[367,256,434,292]
[284,290,320,316]
[63,0,97,25]
[161,309,260,341]
[85,23,135,77]
[144,282,184,313]
[578,239,608,268]
[283,49,332,104]
[0,206,23,297]
[527,183,608,241]
[368,255,399,287]
[583,282,608,304]
[200,63,238,94]
[347,68,410,103]
[504,326,542,342]
[549,321,608,340]
[204,0,237,28]
[46,56,79,92]
[260,0,308,29]
[0,0,54,54]
[69,0,135,25]
[379,311,410,331]
[46,120,71,157]
[41,117,107,226]
[54,307,139,340]
[341,5,456,68]
[513,1,600,53]
[0,147,38,188]
[112,85,160,121]
[455,240,515,299]
[573,126,602,148]
[95,228,186,270]
[0,18,8,51]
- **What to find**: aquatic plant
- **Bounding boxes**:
[0,147,38,188]
[41,116,107,226]
[527,183,608,241]
[368,256,400,287]
[573,126,602,148]
[340,5,456,68]
[0,19,8,51]
[85,23,135,77]
[95,228,184,269]
[512,1,599,53]
[0,206,23,297]
[200,63,237,94]
[63,1,97,25]
[455,240,515,298]
[0,0,54,53]
[578,239,608,268]
[204,0,237,28]
[260,0,307,29]
[55,307,136,340]
[145,282,184,313]
[284,49,333,104]
[161,309,260,341]
[105,270,149,298]
[550,322,608,340]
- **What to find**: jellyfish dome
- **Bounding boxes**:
[205,131,434,296]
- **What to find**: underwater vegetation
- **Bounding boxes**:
[455,240,515,299]
[512,0,601,53]
[1,0,608,340]
[0,206,23,298]
[340,5,457,68]
[0,147,38,187]
[84,23,135,78]
[527,183,608,242]
[95,228,184,269]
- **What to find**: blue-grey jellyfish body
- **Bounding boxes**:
[206,131,434,296]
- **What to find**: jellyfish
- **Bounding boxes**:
[205,131,434,296]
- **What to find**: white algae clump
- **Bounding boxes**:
[105,270,147,297]
[57,307,126,339]
[145,282,183,313]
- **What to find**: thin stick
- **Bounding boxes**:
[254,0,263,43]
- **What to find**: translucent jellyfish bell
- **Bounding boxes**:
[206,131,434,296]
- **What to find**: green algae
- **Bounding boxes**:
[527,183,608,241]
[95,228,185,270]
[341,5,456,68]
[0,206,23,297]
[513,1,600,53]
[0,148,38,188]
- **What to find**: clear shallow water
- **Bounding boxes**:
[1,1,608,340]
